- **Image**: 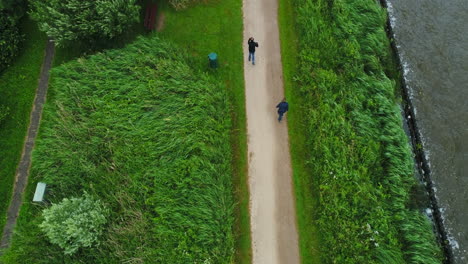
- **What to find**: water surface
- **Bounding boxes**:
[386,0,468,262]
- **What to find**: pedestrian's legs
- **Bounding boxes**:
[248,52,252,61]
[278,111,284,122]
[252,52,255,65]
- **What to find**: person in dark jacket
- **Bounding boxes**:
[248,37,259,65]
[276,98,289,122]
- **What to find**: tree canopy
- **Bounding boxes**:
[0,11,22,73]
[30,0,140,46]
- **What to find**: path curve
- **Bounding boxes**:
[0,39,55,252]
[243,0,300,263]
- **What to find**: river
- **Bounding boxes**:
[385,0,468,263]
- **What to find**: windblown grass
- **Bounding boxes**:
[1,36,235,263]
[157,0,250,262]
[279,0,443,263]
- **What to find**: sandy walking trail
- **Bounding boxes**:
[243,0,300,263]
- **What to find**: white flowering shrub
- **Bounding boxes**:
[40,193,109,255]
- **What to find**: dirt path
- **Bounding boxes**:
[243,0,300,263]
[0,40,54,252]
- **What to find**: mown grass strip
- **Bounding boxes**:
[157,1,251,262]
[0,18,46,237]
[279,0,443,263]
[278,0,321,263]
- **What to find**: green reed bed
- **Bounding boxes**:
[1,37,235,263]
[280,0,443,263]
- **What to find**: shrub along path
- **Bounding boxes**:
[243,0,300,263]
[0,40,54,252]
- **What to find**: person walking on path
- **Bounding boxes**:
[248,37,259,65]
[276,98,289,122]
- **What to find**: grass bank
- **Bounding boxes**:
[1,36,236,263]
[1,6,143,240]
[279,0,442,263]
[1,0,249,262]
[48,6,250,260]
[157,1,250,262]
[0,18,46,237]
[278,0,321,262]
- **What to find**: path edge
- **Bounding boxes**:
[0,39,55,254]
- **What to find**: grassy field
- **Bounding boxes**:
[156,1,251,262]
[1,36,235,263]
[279,0,442,263]
[0,7,143,240]
[50,8,250,260]
[0,18,46,237]
[1,0,250,263]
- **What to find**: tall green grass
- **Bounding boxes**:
[157,0,251,262]
[1,36,235,263]
[279,0,443,263]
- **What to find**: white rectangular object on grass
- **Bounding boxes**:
[33,182,47,202]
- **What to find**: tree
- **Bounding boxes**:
[1,0,26,21]
[40,193,109,255]
[30,0,140,46]
[0,0,24,12]
[0,12,22,73]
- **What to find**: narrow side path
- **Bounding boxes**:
[0,40,55,252]
[243,0,300,263]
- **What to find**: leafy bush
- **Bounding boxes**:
[30,0,140,46]
[286,0,443,263]
[0,0,25,18]
[0,12,22,72]
[40,193,108,255]
[1,36,235,263]
[0,0,23,10]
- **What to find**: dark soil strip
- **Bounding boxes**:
[0,40,55,253]
[379,1,453,263]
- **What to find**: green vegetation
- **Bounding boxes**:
[0,105,9,123]
[278,0,321,262]
[1,1,249,263]
[279,0,443,263]
[40,193,109,255]
[0,12,22,72]
[166,0,193,10]
[51,12,145,67]
[1,36,235,263]
[0,0,26,73]
[0,0,24,12]
[0,19,46,237]
[30,0,140,46]
[157,1,250,262]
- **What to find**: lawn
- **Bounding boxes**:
[278,0,442,263]
[278,0,322,263]
[0,18,47,237]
